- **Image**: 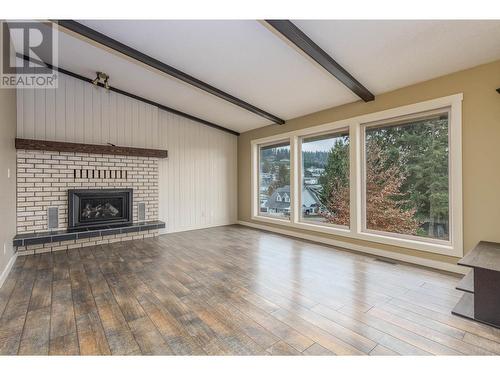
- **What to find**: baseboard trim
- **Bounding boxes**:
[158,221,238,236]
[237,220,467,275]
[0,252,18,289]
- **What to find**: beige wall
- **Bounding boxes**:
[0,86,17,283]
[238,59,500,266]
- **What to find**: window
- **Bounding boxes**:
[258,141,291,220]
[362,110,450,242]
[300,130,350,228]
[251,94,462,256]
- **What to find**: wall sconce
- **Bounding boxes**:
[91,71,110,90]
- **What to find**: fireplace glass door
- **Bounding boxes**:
[68,189,133,229]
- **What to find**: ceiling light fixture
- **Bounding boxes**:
[91,71,110,90]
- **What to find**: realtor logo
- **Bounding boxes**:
[1,20,58,88]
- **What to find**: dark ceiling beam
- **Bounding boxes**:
[56,20,285,125]
[265,20,375,102]
[19,53,239,136]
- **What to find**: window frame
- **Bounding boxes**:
[360,107,452,246]
[297,127,351,231]
[253,139,293,223]
[250,94,463,257]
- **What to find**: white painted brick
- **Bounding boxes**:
[26,225,44,231]
[27,243,44,250]
[17,163,34,169]
[17,173,35,178]
[35,248,52,254]
[18,250,35,256]
[15,149,159,251]
[51,245,68,252]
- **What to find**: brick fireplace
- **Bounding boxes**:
[15,149,161,255]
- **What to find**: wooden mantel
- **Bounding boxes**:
[15,138,168,158]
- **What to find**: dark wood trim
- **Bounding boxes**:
[18,53,239,136]
[265,20,375,103]
[56,20,285,125]
[15,138,168,158]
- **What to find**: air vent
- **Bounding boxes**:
[138,202,146,221]
[47,207,58,229]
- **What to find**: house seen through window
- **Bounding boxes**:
[259,142,291,219]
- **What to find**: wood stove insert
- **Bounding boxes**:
[68,188,133,229]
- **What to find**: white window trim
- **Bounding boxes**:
[253,140,292,222]
[297,128,350,232]
[251,94,463,257]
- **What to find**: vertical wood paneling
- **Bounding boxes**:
[23,88,34,138]
[46,85,56,140]
[131,101,138,147]
[151,108,158,149]
[16,88,23,138]
[108,92,114,143]
[17,71,237,234]
[100,89,110,144]
[34,88,45,139]
[126,96,133,146]
[55,74,66,141]
[140,104,147,148]
[65,76,75,141]
[84,83,93,144]
[116,94,124,145]
[92,86,101,144]
[74,80,84,143]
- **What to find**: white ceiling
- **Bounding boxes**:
[15,20,500,133]
[294,20,500,95]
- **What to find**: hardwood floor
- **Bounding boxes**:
[1,225,500,355]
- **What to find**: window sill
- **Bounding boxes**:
[251,215,462,257]
[355,230,462,257]
[293,220,351,237]
[252,215,353,239]
[251,215,292,226]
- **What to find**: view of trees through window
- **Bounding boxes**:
[259,142,291,218]
[257,111,450,242]
[301,131,350,227]
[364,112,450,240]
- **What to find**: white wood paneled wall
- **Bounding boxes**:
[17,73,237,233]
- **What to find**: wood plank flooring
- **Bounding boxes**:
[1,225,500,355]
